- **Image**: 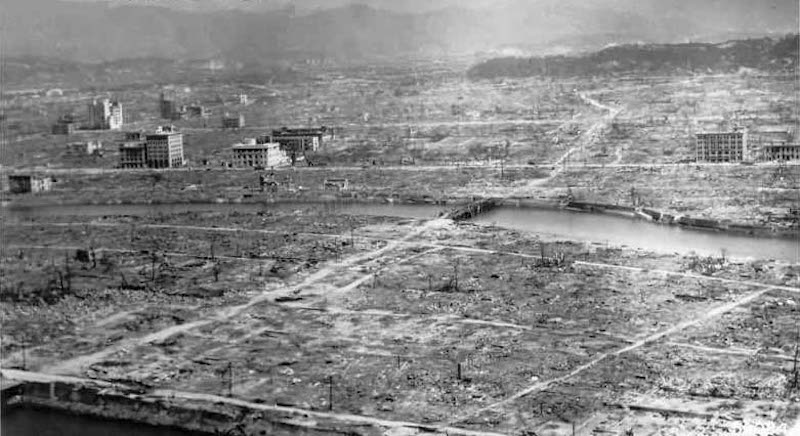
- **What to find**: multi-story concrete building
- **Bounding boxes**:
[145,125,184,168]
[231,139,288,168]
[270,127,326,154]
[118,132,147,168]
[222,114,245,129]
[88,98,123,130]
[763,143,800,161]
[160,92,183,120]
[52,114,78,135]
[695,129,748,163]
[186,105,208,118]
[8,175,52,194]
[67,140,103,156]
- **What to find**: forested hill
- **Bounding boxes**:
[467,36,799,80]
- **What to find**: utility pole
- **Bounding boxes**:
[453,258,459,292]
[21,342,26,370]
[328,375,334,411]
[793,325,799,389]
[227,362,233,397]
[350,221,354,247]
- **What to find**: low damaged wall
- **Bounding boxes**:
[2,381,380,436]
[567,201,794,238]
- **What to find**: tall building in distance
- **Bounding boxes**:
[88,98,123,130]
[695,128,748,163]
[145,125,184,168]
[52,114,79,135]
[222,113,245,129]
[159,91,184,120]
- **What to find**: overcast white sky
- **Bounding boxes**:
[60,0,797,17]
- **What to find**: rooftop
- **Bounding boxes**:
[233,139,280,148]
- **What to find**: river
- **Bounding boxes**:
[1,406,210,436]
[2,201,797,263]
[471,206,798,263]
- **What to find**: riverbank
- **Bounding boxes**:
[6,191,797,244]
[560,200,798,239]
[1,375,405,436]
[3,196,797,263]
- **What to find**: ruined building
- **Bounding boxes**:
[695,129,748,163]
[146,125,184,168]
[52,114,78,135]
[763,143,800,161]
[67,140,103,157]
[8,175,52,194]
[118,126,184,169]
[118,132,147,169]
[269,127,327,154]
[222,113,245,129]
[160,91,184,120]
[231,138,289,168]
[88,98,123,130]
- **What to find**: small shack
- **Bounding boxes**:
[323,178,349,192]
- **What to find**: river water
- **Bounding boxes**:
[1,406,209,436]
[2,201,797,262]
[472,207,798,263]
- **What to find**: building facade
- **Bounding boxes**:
[695,129,748,163]
[270,127,325,154]
[763,144,800,161]
[118,132,147,168]
[160,92,183,120]
[145,126,184,168]
[88,98,123,130]
[222,114,245,129]
[8,175,52,194]
[67,140,103,156]
[52,115,78,135]
[118,128,183,168]
[231,139,288,168]
[323,178,349,191]
[186,105,208,117]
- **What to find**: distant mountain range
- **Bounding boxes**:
[467,36,799,79]
[1,0,797,62]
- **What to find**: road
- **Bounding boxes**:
[22,218,449,375]
[448,286,772,425]
[4,160,798,177]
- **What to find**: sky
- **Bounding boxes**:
[57,0,798,18]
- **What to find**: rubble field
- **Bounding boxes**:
[2,208,798,435]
